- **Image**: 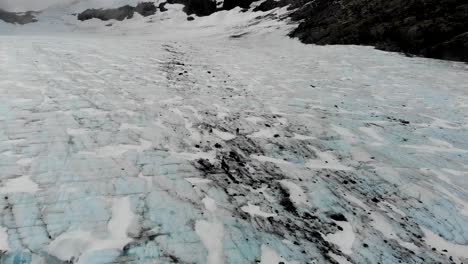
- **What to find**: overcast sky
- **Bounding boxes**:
[0,0,76,11]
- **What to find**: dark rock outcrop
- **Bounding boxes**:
[253,0,287,12]
[166,0,217,16]
[222,0,257,10]
[0,9,38,24]
[159,3,169,12]
[287,0,468,62]
[252,0,308,12]
[135,2,158,17]
[77,2,156,21]
[424,32,468,62]
[78,5,134,21]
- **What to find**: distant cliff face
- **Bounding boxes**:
[77,2,157,21]
[286,0,468,62]
[0,9,38,24]
[162,0,468,62]
[179,0,467,62]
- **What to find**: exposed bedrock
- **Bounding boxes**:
[77,2,157,21]
[135,2,158,17]
[287,0,468,62]
[166,0,217,16]
[0,9,38,24]
[222,0,258,10]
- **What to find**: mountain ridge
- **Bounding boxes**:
[1,0,467,61]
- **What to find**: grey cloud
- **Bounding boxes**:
[0,0,76,11]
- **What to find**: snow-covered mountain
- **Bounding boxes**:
[0,1,468,264]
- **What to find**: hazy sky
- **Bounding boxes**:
[0,0,76,11]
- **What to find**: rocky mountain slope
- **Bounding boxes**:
[77,2,157,21]
[287,0,468,62]
[78,0,468,62]
[1,0,467,61]
[0,9,38,24]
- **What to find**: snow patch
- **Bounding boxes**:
[259,245,299,264]
[119,123,143,130]
[344,194,368,210]
[359,126,385,145]
[195,220,224,264]
[324,221,355,255]
[0,176,39,193]
[241,203,277,218]
[0,226,9,251]
[78,140,152,157]
[251,154,290,164]
[293,133,316,140]
[176,150,217,163]
[47,197,136,262]
[212,129,236,140]
[185,177,213,184]
[401,144,468,154]
[202,196,217,212]
[307,147,352,171]
[279,180,307,205]
[329,252,352,264]
[247,128,277,138]
[245,116,264,123]
[66,128,88,135]
[422,227,468,263]
[16,158,34,165]
[370,212,418,251]
[331,125,356,143]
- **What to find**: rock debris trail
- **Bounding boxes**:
[0,33,468,264]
